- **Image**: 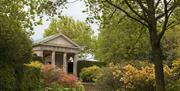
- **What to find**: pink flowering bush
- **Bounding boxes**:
[57,70,77,87]
[40,64,84,91]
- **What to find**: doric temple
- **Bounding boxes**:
[33,33,81,76]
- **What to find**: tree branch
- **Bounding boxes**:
[124,0,147,22]
[155,0,161,9]
[136,0,148,12]
[156,2,176,20]
[158,0,169,42]
[105,0,148,27]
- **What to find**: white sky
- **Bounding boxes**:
[31,0,99,41]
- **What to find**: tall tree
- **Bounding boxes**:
[0,0,67,90]
[44,16,96,57]
[85,0,180,91]
[96,14,151,62]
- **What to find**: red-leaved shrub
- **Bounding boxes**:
[41,64,77,87]
[58,70,77,87]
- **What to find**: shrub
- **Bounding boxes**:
[58,71,77,87]
[0,15,32,91]
[166,60,180,91]
[95,67,122,91]
[96,62,171,91]
[41,64,60,86]
[80,65,102,82]
[32,54,43,62]
[0,66,15,91]
[77,60,106,76]
[46,82,85,91]
[21,61,43,91]
[41,64,85,90]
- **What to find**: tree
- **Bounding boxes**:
[0,15,32,91]
[85,0,180,91]
[0,0,67,90]
[95,11,151,62]
[44,16,96,57]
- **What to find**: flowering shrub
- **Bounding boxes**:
[166,60,180,91]
[40,64,85,91]
[96,62,171,91]
[41,64,60,86]
[80,65,102,82]
[22,61,43,90]
[24,61,43,68]
[58,70,77,87]
[172,60,180,75]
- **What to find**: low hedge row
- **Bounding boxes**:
[77,60,106,77]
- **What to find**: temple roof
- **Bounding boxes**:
[33,33,81,49]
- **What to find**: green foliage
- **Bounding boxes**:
[0,0,66,91]
[0,15,32,65]
[80,65,102,82]
[0,66,15,91]
[96,62,172,91]
[77,60,106,76]
[95,67,121,91]
[94,7,151,62]
[166,60,180,91]
[0,15,32,91]
[32,54,43,62]
[0,0,67,32]
[44,16,96,55]
[21,63,42,91]
[46,82,85,91]
[41,64,85,90]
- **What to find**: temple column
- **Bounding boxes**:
[51,51,55,65]
[63,52,67,73]
[73,54,78,76]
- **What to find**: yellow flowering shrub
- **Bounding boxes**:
[166,60,180,91]
[24,61,43,68]
[172,59,180,74]
[108,62,171,91]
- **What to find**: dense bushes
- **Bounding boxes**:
[0,15,32,91]
[80,65,102,82]
[95,61,172,91]
[41,64,85,91]
[22,61,43,91]
[77,60,106,76]
[166,60,180,91]
[95,67,121,91]
[0,66,15,91]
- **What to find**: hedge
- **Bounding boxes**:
[77,60,106,77]
[32,54,43,62]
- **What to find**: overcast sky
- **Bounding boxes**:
[31,0,99,41]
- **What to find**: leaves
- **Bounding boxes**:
[44,16,96,56]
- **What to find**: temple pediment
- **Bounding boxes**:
[33,33,81,49]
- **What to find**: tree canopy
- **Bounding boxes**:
[85,0,180,91]
[44,16,96,57]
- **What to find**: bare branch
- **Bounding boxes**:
[155,0,161,9]
[167,22,180,30]
[156,2,176,20]
[124,0,147,22]
[136,0,148,13]
[105,0,148,27]
[108,8,117,19]
[158,0,174,41]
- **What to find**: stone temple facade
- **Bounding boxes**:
[33,33,81,76]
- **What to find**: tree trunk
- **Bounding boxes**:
[149,27,165,91]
